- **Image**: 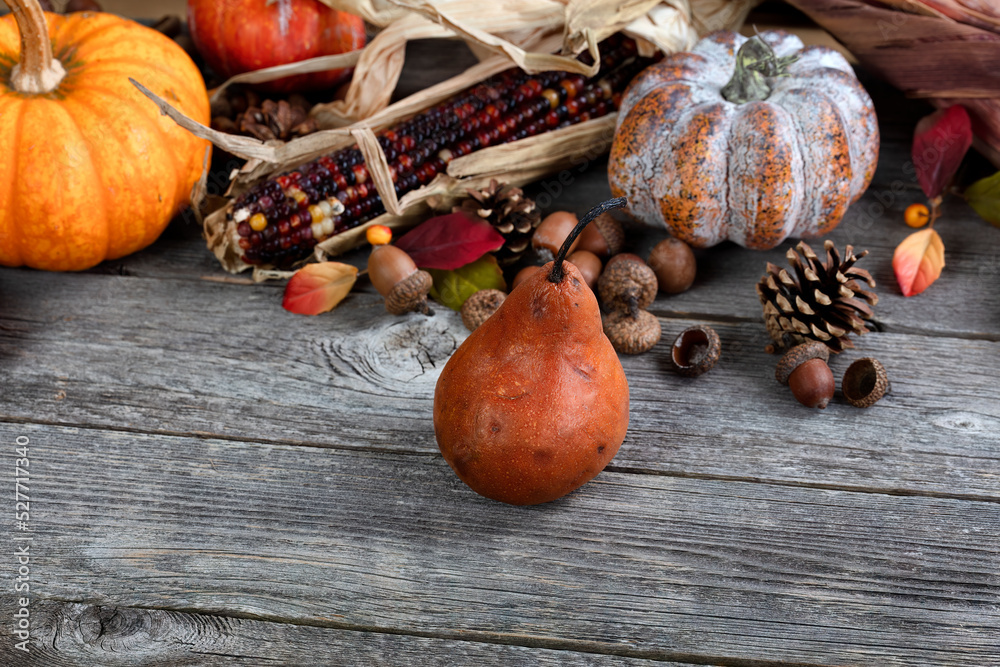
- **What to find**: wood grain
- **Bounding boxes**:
[1,601,672,666]
[0,423,996,666]
[1,30,999,667]
[0,269,996,499]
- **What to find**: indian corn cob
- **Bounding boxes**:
[227,35,655,267]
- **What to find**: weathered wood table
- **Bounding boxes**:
[2,39,998,666]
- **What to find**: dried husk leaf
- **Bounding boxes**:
[785,0,1000,167]
[786,0,1000,98]
[208,50,364,107]
[135,0,755,273]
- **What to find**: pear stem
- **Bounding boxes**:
[548,196,626,284]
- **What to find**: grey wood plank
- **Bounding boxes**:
[0,270,997,499]
[118,147,1000,342]
[1,423,996,666]
[0,601,676,667]
[68,40,1000,341]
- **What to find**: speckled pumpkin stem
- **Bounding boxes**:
[548,197,626,284]
[721,36,796,104]
[5,0,66,94]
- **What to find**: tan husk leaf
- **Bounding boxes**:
[134,0,755,273]
[785,0,1000,167]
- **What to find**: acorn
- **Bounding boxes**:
[670,325,720,377]
[576,212,624,258]
[603,309,661,355]
[776,342,834,409]
[597,255,657,316]
[566,250,603,290]
[512,265,543,290]
[531,211,579,263]
[461,289,506,331]
[648,237,696,294]
[842,358,889,408]
[367,245,433,315]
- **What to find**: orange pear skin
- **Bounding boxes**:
[433,260,630,505]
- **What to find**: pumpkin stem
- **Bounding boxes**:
[721,36,796,105]
[5,0,66,94]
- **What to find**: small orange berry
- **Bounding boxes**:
[904,203,930,228]
[366,224,393,246]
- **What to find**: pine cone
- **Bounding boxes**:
[457,180,541,265]
[756,240,878,353]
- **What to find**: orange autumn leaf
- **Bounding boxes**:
[282,262,358,315]
[893,228,945,297]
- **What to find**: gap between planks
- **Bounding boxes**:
[1,415,997,506]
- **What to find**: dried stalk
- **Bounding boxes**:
[786,0,1000,167]
[135,0,756,272]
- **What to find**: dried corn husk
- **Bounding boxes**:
[136,0,756,273]
[786,0,1000,167]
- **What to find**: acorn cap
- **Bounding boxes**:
[776,341,830,385]
[461,289,506,331]
[578,212,625,258]
[603,309,661,354]
[671,325,721,377]
[597,256,658,315]
[842,357,890,408]
[385,270,433,315]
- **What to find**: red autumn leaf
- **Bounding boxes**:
[893,228,945,297]
[282,262,358,315]
[912,105,972,199]
[394,212,505,270]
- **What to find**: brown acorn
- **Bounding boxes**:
[597,255,657,316]
[461,289,506,331]
[603,309,661,354]
[776,342,835,409]
[567,250,603,290]
[532,211,580,263]
[648,237,696,294]
[577,212,624,258]
[368,245,433,315]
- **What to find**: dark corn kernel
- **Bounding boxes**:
[229,36,656,267]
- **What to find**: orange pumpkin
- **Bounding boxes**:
[0,0,211,271]
[609,31,879,250]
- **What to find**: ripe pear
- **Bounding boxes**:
[433,199,631,505]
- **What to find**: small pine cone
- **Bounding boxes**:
[461,289,505,331]
[603,309,661,354]
[457,179,541,265]
[756,240,877,354]
[385,270,433,315]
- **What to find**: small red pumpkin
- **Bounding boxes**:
[0,0,210,271]
[187,0,366,93]
[609,31,879,250]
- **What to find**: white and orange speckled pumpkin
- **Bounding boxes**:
[608,30,879,250]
